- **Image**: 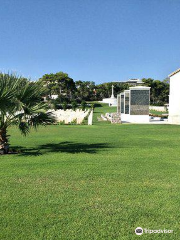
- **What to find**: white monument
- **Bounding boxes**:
[101,85,117,106]
[168,68,180,124]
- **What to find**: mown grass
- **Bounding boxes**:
[0,104,180,239]
[149,110,168,115]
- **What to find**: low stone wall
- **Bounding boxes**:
[149,106,166,112]
[111,113,121,124]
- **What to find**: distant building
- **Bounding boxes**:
[168,68,180,124]
[126,79,144,86]
[50,94,58,100]
[114,79,144,86]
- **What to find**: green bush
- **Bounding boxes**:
[81,101,86,111]
[71,101,77,111]
[62,102,67,111]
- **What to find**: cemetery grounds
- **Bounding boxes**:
[0,103,180,240]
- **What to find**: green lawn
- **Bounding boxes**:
[149,110,168,116]
[0,104,180,239]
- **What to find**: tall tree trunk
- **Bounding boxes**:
[0,128,9,154]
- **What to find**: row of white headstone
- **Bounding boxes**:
[49,109,90,124]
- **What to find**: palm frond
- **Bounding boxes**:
[0,73,54,135]
[28,112,54,128]
[18,121,30,136]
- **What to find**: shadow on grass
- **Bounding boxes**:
[13,141,111,156]
[94,103,103,107]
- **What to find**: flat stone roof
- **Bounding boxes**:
[169,68,180,77]
[129,86,151,90]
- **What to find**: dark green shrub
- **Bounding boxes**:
[62,102,67,111]
[81,100,86,111]
[72,101,77,111]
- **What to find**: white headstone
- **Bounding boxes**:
[88,110,93,125]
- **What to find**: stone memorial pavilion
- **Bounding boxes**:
[117,86,151,123]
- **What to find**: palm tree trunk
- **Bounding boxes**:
[0,128,9,154]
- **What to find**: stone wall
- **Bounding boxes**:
[130,90,149,115]
[111,113,121,124]
[149,106,167,112]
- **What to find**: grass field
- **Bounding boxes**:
[149,110,168,116]
[1,104,180,239]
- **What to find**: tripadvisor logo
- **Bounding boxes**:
[135,227,173,235]
[135,227,143,235]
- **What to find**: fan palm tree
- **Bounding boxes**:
[0,73,54,154]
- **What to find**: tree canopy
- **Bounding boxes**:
[142,78,169,105]
[38,71,170,107]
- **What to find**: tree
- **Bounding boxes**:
[54,72,75,98]
[142,78,169,105]
[95,82,128,100]
[75,81,96,101]
[71,101,77,111]
[39,72,76,102]
[0,73,53,154]
[163,77,170,84]
[39,73,56,96]
[81,100,86,111]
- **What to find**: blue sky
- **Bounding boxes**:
[0,0,180,83]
